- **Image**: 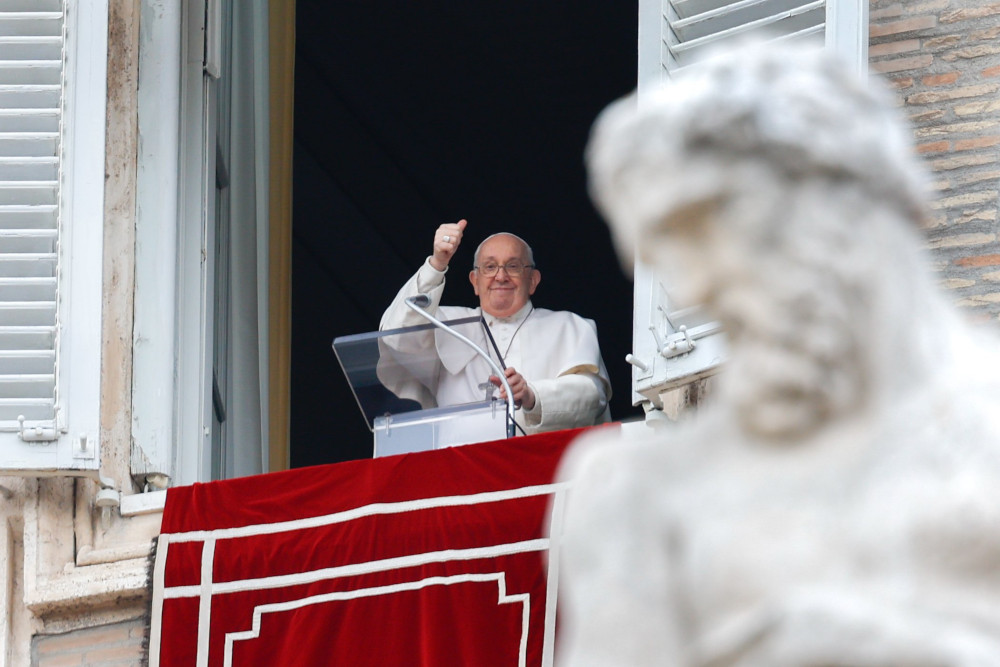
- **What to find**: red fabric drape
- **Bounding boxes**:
[150,427,601,666]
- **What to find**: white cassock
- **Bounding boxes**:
[379,258,612,435]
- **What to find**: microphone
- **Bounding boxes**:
[408,293,431,308]
[404,295,516,438]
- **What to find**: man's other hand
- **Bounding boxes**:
[491,367,536,411]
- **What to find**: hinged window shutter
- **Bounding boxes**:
[664,0,826,70]
[0,2,62,433]
[630,0,867,410]
[0,0,105,474]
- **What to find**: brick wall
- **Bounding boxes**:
[869,0,1000,323]
[31,618,146,667]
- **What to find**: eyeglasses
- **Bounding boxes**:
[475,261,535,277]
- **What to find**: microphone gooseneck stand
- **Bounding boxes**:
[404,295,517,438]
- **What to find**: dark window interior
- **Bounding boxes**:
[292,2,640,466]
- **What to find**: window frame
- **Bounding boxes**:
[131,0,270,486]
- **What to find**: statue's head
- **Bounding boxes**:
[586,41,933,440]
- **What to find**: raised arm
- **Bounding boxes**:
[380,219,468,330]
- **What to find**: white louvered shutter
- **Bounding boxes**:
[629,0,867,410]
[663,0,826,70]
[0,0,105,473]
[0,2,61,430]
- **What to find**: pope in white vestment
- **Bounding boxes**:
[379,221,611,436]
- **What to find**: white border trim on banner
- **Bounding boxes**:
[222,573,531,667]
[149,483,569,667]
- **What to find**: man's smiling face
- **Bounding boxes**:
[469,234,540,318]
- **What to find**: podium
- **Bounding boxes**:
[333,316,510,457]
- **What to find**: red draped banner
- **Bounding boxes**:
[149,428,598,666]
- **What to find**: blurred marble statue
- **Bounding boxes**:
[557,41,1000,666]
